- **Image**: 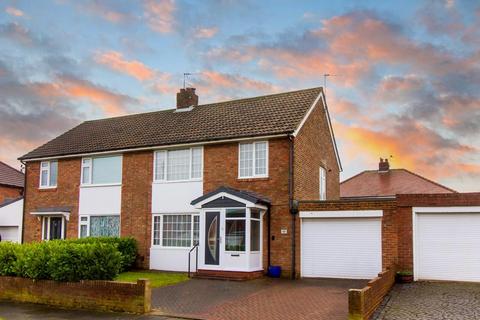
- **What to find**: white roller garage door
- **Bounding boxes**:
[415,210,480,282]
[0,226,19,242]
[301,214,382,279]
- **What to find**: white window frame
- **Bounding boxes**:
[153,147,203,183]
[41,216,65,240]
[80,155,122,187]
[319,166,327,200]
[39,160,57,189]
[250,208,261,253]
[151,213,200,248]
[78,214,121,238]
[225,208,247,253]
[238,141,269,179]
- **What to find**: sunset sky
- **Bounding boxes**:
[0,0,478,191]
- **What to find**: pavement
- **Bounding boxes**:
[153,277,367,320]
[373,282,480,320]
[0,301,177,320]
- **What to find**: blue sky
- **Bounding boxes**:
[0,0,479,191]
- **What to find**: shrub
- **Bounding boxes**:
[0,239,124,281]
[67,237,137,271]
[0,242,19,276]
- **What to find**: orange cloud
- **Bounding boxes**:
[143,0,175,33]
[195,27,218,39]
[5,7,24,17]
[95,51,155,81]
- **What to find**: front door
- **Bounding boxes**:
[49,217,63,240]
[205,211,220,265]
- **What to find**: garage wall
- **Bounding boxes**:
[297,199,397,278]
[397,193,480,271]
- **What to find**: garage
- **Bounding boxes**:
[300,210,382,279]
[414,207,480,282]
[0,226,19,242]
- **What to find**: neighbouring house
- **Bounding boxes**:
[340,158,456,199]
[19,87,342,278]
[298,158,480,282]
[0,161,24,242]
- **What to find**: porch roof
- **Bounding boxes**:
[190,186,271,207]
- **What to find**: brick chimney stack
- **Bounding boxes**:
[379,158,390,172]
[176,87,198,109]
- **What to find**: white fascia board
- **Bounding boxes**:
[22,134,288,162]
[299,210,383,218]
[413,206,480,213]
[292,90,342,172]
[30,211,71,221]
[192,192,265,210]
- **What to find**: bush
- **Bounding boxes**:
[0,242,19,276]
[67,237,137,271]
[0,238,127,282]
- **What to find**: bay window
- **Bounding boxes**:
[239,141,268,178]
[39,160,58,188]
[81,155,122,185]
[152,214,200,247]
[154,147,203,182]
[225,209,246,252]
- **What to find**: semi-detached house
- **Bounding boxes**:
[19,87,342,278]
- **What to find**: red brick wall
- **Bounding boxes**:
[0,185,23,204]
[297,200,398,277]
[23,159,81,242]
[294,98,340,201]
[203,138,292,275]
[0,276,151,313]
[396,192,480,271]
[121,151,153,268]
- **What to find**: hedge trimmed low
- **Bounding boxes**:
[0,237,137,282]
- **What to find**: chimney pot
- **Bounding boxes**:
[176,87,198,109]
[379,158,390,172]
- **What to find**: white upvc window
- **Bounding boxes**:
[81,155,122,186]
[152,214,200,248]
[238,141,268,178]
[39,160,58,188]
[319,166,327,201]
[153,147,203,182]
[78,215,120,238]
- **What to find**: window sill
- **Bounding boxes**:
[153,179,203,184]
[80,183,122,188]
[38,186,57,191]
[237,177,270,182]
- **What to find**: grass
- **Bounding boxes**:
[114,271,189,288]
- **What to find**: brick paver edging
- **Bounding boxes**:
[0,276,151,314]
[348,268,396,320]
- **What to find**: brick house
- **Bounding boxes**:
[19,87,342,278]
[0,161,24,242]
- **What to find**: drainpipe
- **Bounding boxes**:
[288,134,297,279]
[267,205,271,270]
[20,160,27,244]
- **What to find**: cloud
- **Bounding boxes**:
[0,22,55,49]
[75,0,134,23]
[143,0,176,33]
[194,26,218,38]
[5,7,24,17]
[94,50,155,81]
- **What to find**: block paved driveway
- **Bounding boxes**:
[152,277,367,320]
[373,282,480,320]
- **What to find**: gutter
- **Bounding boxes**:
[20,160,26,244]
[288,134,297,279]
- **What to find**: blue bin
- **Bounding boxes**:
[268,265,281,278]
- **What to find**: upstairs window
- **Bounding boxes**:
[39,160,58,188]
[81,155,122,185]
[239,141,268,178]
[154,147,203,182]
[319,166,327,200]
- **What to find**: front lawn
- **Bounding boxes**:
[115,271,189,288]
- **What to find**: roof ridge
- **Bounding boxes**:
[82,87,323,124]
[0,161,24,175]
[399,168,457,193]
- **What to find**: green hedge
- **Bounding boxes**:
[0,237,137,281]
